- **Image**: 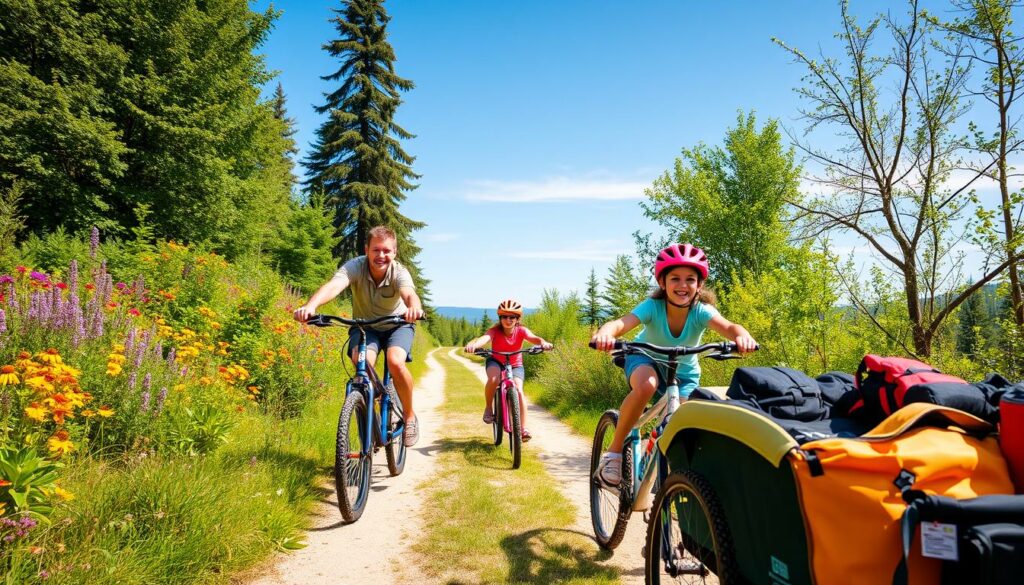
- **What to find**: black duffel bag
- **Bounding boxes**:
[725,366,828,422]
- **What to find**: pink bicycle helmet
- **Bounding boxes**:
[654,243,709,281]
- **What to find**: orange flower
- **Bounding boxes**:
[0,479,11,487]
[97,405,115,418]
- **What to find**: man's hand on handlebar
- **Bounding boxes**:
[293,305,317,323]
[404,306,424,323]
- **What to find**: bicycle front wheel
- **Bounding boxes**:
[335,390,371,523]
[590,409,633,550]
[645,470,737,585]
[383,382,406,476]
[507,386,522,469]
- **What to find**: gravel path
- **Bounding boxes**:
[244,348,446,585]
[446,348,647,584]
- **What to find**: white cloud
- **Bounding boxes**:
[421,232,460,242]
[463,176,649,203]
[507,240,629,262]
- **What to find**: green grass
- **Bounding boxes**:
[6,386,343,584]
[414,350,618,585]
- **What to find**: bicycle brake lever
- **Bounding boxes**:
[707,353,742,361]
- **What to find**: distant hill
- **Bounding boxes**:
[434,306,536,322]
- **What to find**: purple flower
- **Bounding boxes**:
[68,259,79,294]
[90,226,99,258]
[0,275,13,285]
[29,271,48,283]
[156,387,168,413]
[140,391,150,413]
[0,308,6,334]
[142,373,152,391]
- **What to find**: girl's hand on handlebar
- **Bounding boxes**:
[734,334,758,354]
[540,340,553,351]
[590,332,617,352]
[464,343,477,354]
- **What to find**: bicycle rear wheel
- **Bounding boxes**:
[492,384,504,446]
[645,470,737,584]
[590,409,633,550]
[383,382,406,476]
[335,390,371,523]
[507,385,522,469]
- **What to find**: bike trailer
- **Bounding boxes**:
[659,400,1019,585]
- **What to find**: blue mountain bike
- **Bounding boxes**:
[588,339,750,576]
[306,314,413,523]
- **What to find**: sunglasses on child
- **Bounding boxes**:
[500,315,518,321]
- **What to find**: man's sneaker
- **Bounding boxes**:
[594,452,622,486]
[403,416,420,447]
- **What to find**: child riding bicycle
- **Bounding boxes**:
[464,299,553,442]
[591,243,757,485]
[293,225,425,446]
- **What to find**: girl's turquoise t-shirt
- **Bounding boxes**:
[630,298,720,378]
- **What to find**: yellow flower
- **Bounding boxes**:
[25,376,54,393]
[97,405,115,418]
[0,365,19,386]
[81,409,95,417]
[199,376,213,385]
[107,353,126,364]
[36,348,63,366]
[47,431,75,457]
[54,486,74,501]
[106,362,123,376]
[24,403,47,422]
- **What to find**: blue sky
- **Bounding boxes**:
[253,0,973,308]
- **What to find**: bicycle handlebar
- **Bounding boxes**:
[473,346,549,358]
[587,339,758,360]
[304,314,422,328]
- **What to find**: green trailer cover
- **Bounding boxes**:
[662,403,813,585]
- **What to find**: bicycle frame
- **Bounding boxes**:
[627,363,682,512]
[348,327,402,451]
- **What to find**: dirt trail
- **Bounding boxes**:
[245,348,446,585]
[446,349,647,584]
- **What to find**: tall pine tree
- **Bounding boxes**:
[303,1,426,288]
[271,82,299,192]
[581,268,603,327]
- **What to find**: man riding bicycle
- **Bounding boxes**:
[293,225,425,446]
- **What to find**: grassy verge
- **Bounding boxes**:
[413,350,618,585]
[9,324,438,584]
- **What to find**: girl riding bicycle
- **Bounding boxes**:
[464,299,553,442]
[591,243,757,486]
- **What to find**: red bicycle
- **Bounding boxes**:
[473,346,547,469]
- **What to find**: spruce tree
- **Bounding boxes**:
[602,255,649,318]
[303,0,425,272]
[581,268,603,327]
[271,82,299,191]
[957,286,986,358]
